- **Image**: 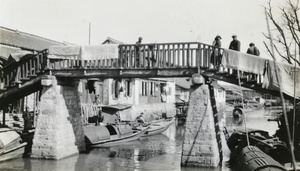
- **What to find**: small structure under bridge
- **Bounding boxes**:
[0,42,299,167]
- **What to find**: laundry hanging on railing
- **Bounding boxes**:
[48,45,81,60]
[262,61,300,99]
[48,44,119,60]
[221,49,300,99]
[221,49,267,74]
[81,45,119,60]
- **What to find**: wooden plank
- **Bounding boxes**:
[187,44,190,67]
[177,44,180,67]
[167,45,171,67]
[173,45,176,67]
[162,45,166,67]
[182,44,185,67]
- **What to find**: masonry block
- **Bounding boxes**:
[181,84,220,168]
[31,76,86,160]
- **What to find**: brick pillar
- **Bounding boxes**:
[181,75,220,167]
[31,76,86,159]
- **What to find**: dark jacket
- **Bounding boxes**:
[229,39,241,51]
[247,46,260,56]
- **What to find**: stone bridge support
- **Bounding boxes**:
[181,74,221,167]
[31,76,86,159]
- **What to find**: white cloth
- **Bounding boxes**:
[221,49,266,74]
[48,45,119,60]
[81,44,119,60]
[48,45,81,60]
[263,61,300,99]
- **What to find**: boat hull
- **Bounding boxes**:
[84,125,149,147]
[143,118,175,137]
[0,142,27,162]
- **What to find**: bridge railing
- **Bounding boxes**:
[0,50,47,90]
[44,42,222,70]
[118,42,223,69]
[4,42,268,92]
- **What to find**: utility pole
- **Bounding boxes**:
[89,22,91,45]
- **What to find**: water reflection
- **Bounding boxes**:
[0,113,278,171]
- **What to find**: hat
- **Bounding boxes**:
[232,34,237,38]
[138,37,143,40]
[216,35,222,39]
[249,43,255,46]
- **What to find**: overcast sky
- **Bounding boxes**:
[1,0,280,57]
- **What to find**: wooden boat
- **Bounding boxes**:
[0,128,27,162]
[83,123,149,147]
[224,128,291,165]
[235,146,287,171]
[142,117,175,136]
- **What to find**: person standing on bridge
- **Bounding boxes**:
[135,37,143,67]
[229,35,241,76]
[229,34,241,51]
[246,43,260,56]
[211,35,222,68]
[246,43,261,81]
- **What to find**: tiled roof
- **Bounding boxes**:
[102,37,125,44]
[0,26,67,53]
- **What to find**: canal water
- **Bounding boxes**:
[0,109,278,171]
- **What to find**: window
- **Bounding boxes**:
[124,80,131,97]
[144,82,148,96]
[112,79,120,99]
[141,81,148,96]
[150,82,154,96]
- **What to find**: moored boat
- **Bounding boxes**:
[235,146,287,171]
[0,128,27,162]
[142,117,175,136]
[84,123,149,147]
[224,128,291,165]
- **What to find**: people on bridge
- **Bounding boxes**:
[246,43,260,56]
[229,34,241,51]
[135,37,143,67]
[211,35,222,68]
[246,43,261,81]
[229,35,241,76]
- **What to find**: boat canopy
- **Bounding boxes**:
[0,128,21,149]
[84,125,110,143]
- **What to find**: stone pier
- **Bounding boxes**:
[31,76,86,159]
[181,75,220,167]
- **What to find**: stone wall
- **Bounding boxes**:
[31,77,85,159]
[181,84,220,167]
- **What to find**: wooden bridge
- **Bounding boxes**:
[0,41,298,105]
[0,41,298,165]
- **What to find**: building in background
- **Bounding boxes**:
[0,27,68,126]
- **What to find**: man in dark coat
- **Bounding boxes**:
[23,106,32,133]
[246,43,261,81]
[229,35,241,51]
[228,35,241,76]
[246,43,260,56]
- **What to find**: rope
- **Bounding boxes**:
[237,70,250,146]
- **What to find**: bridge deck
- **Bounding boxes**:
[0,42,299,104]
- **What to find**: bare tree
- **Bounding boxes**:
[264,0,300,66]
